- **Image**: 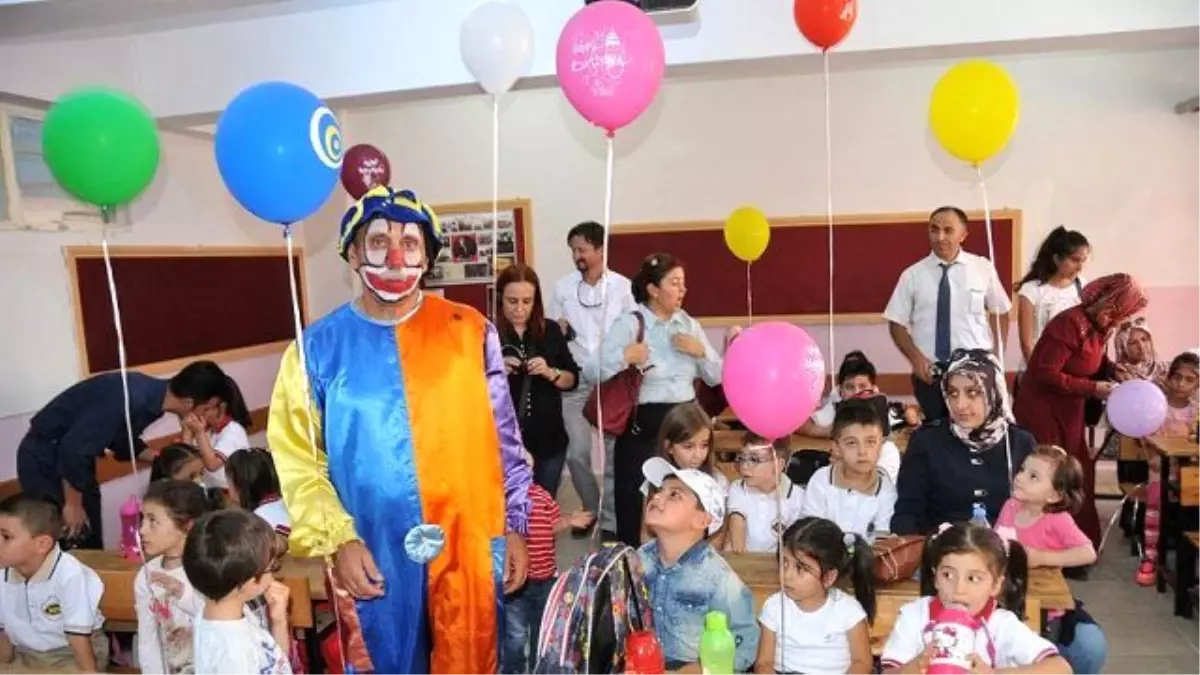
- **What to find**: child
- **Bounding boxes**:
[727,433,804,553]
[801,402,897,539]
[135,480,210,674]
[0,495,107,672]
[227,448,291,546]
[640,402,727,546]
[753,517,876,674]
[1015,226,1090,370]
[995,445,1106,674]
[181,375,252,490]
[503,481,593,673]
[151,443,206,484]
[881,523,1070,674]
[185,509,292,674]
[802,351,903,480]
[638,457,758,671]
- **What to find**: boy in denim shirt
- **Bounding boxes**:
[638,457,758,671]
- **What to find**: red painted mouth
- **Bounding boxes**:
[365,270,418,296]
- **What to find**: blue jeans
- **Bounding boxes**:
[1057,621,1107,674]
[533,452,567,499]
[503,576,556,673]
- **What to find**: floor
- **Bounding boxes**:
[551,475,1200,674]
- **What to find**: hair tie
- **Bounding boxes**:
[649,256,659,267]
[843,532,855,553]
[934,522,953,538]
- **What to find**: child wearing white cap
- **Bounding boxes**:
[637,457,758,672]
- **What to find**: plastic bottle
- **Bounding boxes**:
[625,629,664,674]
[926,605,979,674]
[969,503,990,529]
[119,495,141,561]
[698,610,735,675]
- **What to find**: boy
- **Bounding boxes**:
[800,401,898,539]
[184,509,292,674]
[0,494,107,672]
[727,434,804,553]
[639,457,758,671]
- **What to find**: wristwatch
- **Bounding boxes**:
[551,368,562,382]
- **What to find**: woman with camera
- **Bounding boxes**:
[496,263,581,494]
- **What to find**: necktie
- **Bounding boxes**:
[936,263,952,361]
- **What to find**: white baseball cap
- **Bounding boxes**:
[642,457,727,536]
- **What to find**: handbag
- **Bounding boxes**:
[584,312,646,436]
[872,534,926,583]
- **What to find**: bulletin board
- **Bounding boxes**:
[65,246,307,376]
[607,209,1021,325]
[427,198,534,316]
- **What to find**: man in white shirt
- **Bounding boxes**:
[883,207,1011,419]
[547,221,636,537]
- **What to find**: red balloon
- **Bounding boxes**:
[340,144,392,199]
[793,0,858,51]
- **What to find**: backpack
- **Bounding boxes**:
[785,448,831,487]
[534,543,654,674]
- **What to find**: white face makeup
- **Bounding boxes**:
[358,220,426,303]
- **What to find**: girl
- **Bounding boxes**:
[135,480,210,674]
[639,402,726,546]
[727,432,805,553]
[150,443,205,484]
[995,445,1106,674]
[1015,227,1090,370]
[181,375,252,490]
[753,517,876,675]
[882,523,1070,674]
[227,448,291,548]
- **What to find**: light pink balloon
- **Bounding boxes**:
[722,322,826,440]
[555,0,665,135]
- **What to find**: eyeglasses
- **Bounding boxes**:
[735,452,774,466]
[577,279,603,309]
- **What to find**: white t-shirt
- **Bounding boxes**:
[547,270,636,383]
[254,499,292,537]
[204,420,250,489]
[727,476,805,553]
[800,466,897,539]
[1017,279,1083,369]
[759,588,867,674]
[0,548,104,652]
[880,597,1058,672]
[135,556,206,674]
[193,607,292,675]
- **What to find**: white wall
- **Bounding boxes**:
[337,46,1200,367]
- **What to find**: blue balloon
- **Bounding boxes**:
[215,82,343,224]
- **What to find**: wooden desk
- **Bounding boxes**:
[1150,436,1200,458]
[1149,436,1199,617]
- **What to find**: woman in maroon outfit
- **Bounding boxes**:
[1013,273,1148,547]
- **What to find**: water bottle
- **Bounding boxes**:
[699,611,735,675]
[969,503,990,529]
[927,605,980,674]
[119,495,141,561]
[625,629,665,674]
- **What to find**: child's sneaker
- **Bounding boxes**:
[1135,560,1156,586]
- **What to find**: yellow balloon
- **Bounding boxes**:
[724,206,771,262]
[929,60,1020,165]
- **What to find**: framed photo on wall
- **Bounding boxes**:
[427,198,532,287]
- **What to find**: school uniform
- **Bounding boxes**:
[759,588,867,674]
[800,465,896,539]
[254,498,293,537]
[0,547,108,670]
[726,476,805,553]
[204,418,251,490]
[883,251,1011,419]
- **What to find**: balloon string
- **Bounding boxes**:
[975,166,1014,481]
[746,262,753,325]
[490,94,501,321]
[592,134,615,553]
[822,49,836,392]
[775,450,786,649]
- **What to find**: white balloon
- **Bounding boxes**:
[459,0,535,95]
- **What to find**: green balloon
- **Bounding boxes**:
[41,87,161,208]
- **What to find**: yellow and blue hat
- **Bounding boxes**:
[338,186,443,263]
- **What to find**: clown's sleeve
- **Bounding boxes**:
[484,321,532,536]
[268,341,359,558]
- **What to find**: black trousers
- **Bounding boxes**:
[16,432,104,550]
[614,402,679,548]
[911,373,948,422]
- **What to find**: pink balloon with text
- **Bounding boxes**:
[722,322,826,440]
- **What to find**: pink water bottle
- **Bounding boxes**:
[119,495,141,561]
[926,606,978,674]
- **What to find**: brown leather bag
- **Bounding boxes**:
[872,534,926,583]
[583,312,646,436]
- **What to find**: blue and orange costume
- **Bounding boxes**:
[268,188,531,673]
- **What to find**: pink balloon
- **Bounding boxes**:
[1107,379,1168,438]
[555,0,665,135]
[722,322,826,440]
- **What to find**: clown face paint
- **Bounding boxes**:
[358,220,426,303]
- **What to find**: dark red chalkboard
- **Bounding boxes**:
[68,247,306,374]
[607,211,1019,320]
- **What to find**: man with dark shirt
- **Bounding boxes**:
[17,361,229,549]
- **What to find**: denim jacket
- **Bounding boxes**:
[638,539,759,671]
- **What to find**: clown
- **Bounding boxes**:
[268,186,531,673]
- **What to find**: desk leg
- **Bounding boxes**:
[1175,532,1196,618]
[1156,456,1173,594]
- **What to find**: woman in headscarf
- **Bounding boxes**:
[891,348,1037,535]
[1112,317,1169,385]
[1013,273,1149,548]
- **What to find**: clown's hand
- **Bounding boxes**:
[334,540,385,600]
[503,532,528,595]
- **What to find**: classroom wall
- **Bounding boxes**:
[335,46,1199,369]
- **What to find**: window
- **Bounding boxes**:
[0,104,104,230]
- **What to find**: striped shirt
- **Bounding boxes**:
[528,484,561,581]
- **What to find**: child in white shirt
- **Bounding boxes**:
[0,495,107,672]
[801,351,902,481]
[181,375,252,490]
[881,522,1070,674]
[640,402,728,547]
[136,480,211,674]
[754,517,876,674]
[727,434,804,553]
[184,510,292,674]
[802,401,897,539]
